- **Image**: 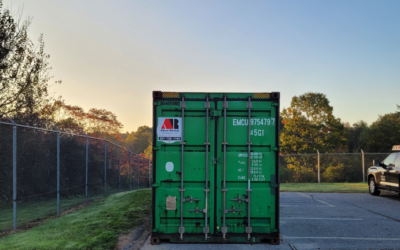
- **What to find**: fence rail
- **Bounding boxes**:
[0,120,151,233]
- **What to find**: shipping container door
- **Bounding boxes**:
[215,94,279,239]
[153,96,215,237]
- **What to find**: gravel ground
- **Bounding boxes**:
[140,191,400,249]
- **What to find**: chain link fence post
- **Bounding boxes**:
[57,131,60,216]
[85,137,89,204]
[104,140,107,197]
[118,148,121,192]
[129,153,132,191]
[13,124,17,231]
[317,150,320,184]
[361,149,365,182]
[137,156,140,189]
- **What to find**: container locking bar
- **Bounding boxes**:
[182,196,201,203]
[225,206,243,214]
[204,94,210,240]
[188,207,206,214]
[230,196,249,203]
[246,96,252,240]
[222,95,228,240]
[179,95,185,240]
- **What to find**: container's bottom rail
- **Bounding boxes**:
[150,233,280,245]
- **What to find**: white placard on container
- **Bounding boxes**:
[157,117,183,143]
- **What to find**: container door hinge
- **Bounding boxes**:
[272,146,279,151]
[270,174,278,195]
[154,146,160,151]
[271,174,278,187]
[152,183,160,188]
[272,102,279,107]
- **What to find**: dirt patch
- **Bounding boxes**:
[0,199,101,239]
[115,216,151,250]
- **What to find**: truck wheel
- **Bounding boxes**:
[369,177,380,196]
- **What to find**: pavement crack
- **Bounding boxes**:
[280,236,297,250]
[296,192,335,207]
[353,204,400,223]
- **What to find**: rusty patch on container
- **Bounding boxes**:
[254,93,270,98]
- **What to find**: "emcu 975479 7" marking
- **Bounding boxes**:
[233,118,275,126]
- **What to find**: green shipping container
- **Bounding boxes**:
[151,92,280,245]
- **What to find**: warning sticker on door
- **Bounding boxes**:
[157,117,182,143]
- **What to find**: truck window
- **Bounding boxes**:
[382,153,397,166]
[395,154,400,167]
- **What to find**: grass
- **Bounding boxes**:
[0,186,124,232]
[0,196,88,232]
[0,189,152,250]
[280,182,368,193]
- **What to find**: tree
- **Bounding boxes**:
[124,126,152,154]
[280,92,347,182]
[144,143,152,158]
[281,92,346,154]
[359,111,400,153]
[42,100,86,133]
[322,155,362,182]
[0,3,57,119]
[85,108,123,137]
[45,100,123,139]
[124,131,135,150]
[344,120,368,153]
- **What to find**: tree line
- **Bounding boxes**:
[0,2,152,155]
[280,92,399,182]
[0,3,151,204]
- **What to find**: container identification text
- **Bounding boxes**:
[233,118,275,126]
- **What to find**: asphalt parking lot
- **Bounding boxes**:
[141,191,400,249]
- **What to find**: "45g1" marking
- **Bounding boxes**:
[250,129,264,136]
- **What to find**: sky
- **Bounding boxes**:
[4,0,400,132]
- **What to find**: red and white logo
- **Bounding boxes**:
[157,117,182,143]
[161,119,179,130]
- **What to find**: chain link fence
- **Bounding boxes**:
[1,118,393,233]
[280,153,391,183]
[0,121,151,234]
